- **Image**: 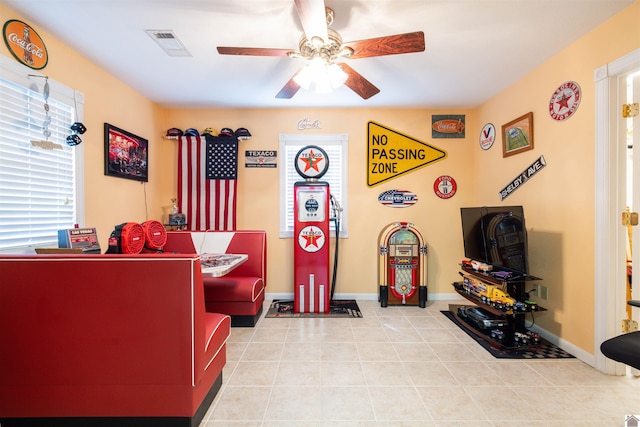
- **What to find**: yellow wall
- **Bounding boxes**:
[475,1,640,351]
[165,108,474,298]
[2,1,639,356]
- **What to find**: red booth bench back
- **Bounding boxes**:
[164,230,267,326]
[0,254,230,427]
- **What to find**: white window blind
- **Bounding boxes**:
[0,55,84,252]
[279,134,348,238]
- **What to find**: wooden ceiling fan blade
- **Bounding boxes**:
[338,63,380,100]
[275,70,302,99]
[217,46,292,57]
[343,31,426,59]
[294,0,328,43]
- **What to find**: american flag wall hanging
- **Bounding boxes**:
[177,135,238,231]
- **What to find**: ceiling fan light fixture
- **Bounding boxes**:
[294,58,347,94]
[327,63,347,88]
[293,64,313,89]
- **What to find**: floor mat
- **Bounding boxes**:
[441,310,574,359]
[265,299,362,318]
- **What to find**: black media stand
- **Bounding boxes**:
[450,265,545,350]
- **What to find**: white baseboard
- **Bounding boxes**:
[265,292,467,302]
[529,324,594,366]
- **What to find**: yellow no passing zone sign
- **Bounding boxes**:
[367,121,447,187]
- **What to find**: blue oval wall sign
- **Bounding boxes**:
[378,189,418,208]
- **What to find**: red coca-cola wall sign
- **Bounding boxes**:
[3,20,48,70]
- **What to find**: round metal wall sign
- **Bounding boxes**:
[479,123,496,150]
[549,81,581,121]
[434,175,457,199]
[3,19,48,70]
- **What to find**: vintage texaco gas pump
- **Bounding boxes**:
[293,145,331,314]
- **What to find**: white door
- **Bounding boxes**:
[594,49,640,375]
[627,71,640,317]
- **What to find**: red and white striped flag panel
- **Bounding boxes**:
[177,135,237,231]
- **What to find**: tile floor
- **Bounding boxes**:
[200,299,640,426]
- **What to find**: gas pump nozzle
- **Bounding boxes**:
[330,194,342,222]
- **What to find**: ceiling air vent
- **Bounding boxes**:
[145,30,191,57]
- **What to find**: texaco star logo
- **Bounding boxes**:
[299,149,324,173]
[549,81,581,121]
[298,226,325,253]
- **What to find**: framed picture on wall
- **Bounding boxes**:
[502,112,534,158]
[104,123,149,182]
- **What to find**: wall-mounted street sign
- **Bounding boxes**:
[499,155,546,201]
[3,20,48,70]
[367,121,447,187]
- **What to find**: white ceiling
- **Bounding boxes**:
[3,0,635,109]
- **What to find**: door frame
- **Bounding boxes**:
[594,48,640,374]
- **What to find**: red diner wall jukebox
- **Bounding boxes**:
[378,222,428,307]
[293,146,331,313]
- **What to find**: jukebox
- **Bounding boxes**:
[378,222,428,307]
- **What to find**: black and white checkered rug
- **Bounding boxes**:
[441,310,574,359]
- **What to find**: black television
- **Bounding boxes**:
[460,206,529,274]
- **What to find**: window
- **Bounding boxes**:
[279,134,348,238]
[0,55,84,252]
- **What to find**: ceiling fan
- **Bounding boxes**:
[216,0,426,100]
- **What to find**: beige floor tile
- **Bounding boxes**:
[318,325,355,342]
[227,327,255,343]
[280,341,322,361]
[384,326,425,343]
[226,361,278,386]
[250,327,289,343]
[417,328,460,343]
[320,341,359,361]
[241,342,284,362]
[379,315,414,328]
[320,386,375,421]
[225,342,248,361]
[428,342,480,362]
[264,385,322,421]
[404,361,459,386]
[275,361,321,386]
[416,386,488,421]
[321,361,366,386]
[463,385,545,421]
[368,386,432,421]
[357,341,401,361]
[352,326,392,342]
[407,315,449,328]
[483,360,553,386]
[361,361,413,386]
[443,361,509,386]
[208,385,271,421]
[392,342,440,361]
[200,300,640,425]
